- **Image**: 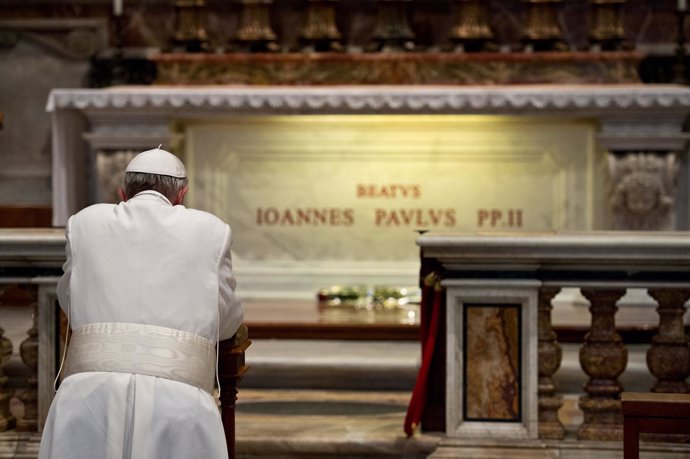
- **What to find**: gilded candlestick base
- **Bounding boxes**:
[370,0,416,52]
[522,0,568,52]
[172,0,211,52]
[300,0,343,52]
[450,0,497,53]
[588,0,630,51]
[234,0,279,53]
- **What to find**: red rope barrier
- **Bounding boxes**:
[403,273,442,437]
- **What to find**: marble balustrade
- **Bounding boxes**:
[417,232,690,451]
[1,228,689,449]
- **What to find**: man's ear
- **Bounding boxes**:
[118,187,127,202]
[174,186,189,205]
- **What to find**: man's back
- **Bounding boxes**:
[39,189,243,459]
[64,190,239,339]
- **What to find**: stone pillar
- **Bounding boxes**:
[608,152,679,231]
[646,288,690,394]
[538,287,564,439]
[16,290,38,432]
[0,287,15,432]
[578,288,627,441]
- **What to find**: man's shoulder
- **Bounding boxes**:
[176,207,228,228]
[71,203,118,221]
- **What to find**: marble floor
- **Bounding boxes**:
[235,389,440,459]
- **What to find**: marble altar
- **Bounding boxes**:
[47,85,690,298]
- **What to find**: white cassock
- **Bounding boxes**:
[39,190,244,459]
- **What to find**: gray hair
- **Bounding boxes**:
[123,172,188,203]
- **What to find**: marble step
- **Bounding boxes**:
[243,339,420,391]
[235,389,439,459]
[242,340,657,393]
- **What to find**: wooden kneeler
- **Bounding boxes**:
[218,324,251,459]
[622,392,690,459]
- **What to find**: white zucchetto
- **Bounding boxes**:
[125,148,187,178]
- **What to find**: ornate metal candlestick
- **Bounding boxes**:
[522,0,567,52]
[234,0,279,52]
[588,0,628,51]
[370,0,415,52]
[449,0,496,52]
[300,0,343,52]
[172,0,210,52]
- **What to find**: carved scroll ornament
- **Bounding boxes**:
[609,152,678,231]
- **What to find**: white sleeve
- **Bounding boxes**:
[56,217,72,317]
[217,225,244,341]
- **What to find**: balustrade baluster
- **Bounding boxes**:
[646,288,690,394]
[16,289,38,432]
[538,287,564,439]
[0,287,15,431]
[578,288,627,441]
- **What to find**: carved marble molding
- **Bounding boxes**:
[609,152,679,231]
[0,19,108,60]
[47,85,690,114]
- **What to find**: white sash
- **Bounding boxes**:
[63,322,216,394]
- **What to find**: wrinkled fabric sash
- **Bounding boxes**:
[63,322,215,394]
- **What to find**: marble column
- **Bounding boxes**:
[538,287,564,439]
[578,288,627,441]
[646,288,690,393]
[0,287,15,432]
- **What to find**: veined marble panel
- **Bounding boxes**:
[445,280,539,439]
[465,304,520,422]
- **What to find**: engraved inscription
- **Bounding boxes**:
[477,209,523,229]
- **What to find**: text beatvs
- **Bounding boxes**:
[375,208,456,227]
[256,207,354,226]
[357,184,421,199]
